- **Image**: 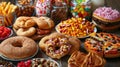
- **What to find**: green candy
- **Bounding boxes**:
[85,8,91,12]
[79,7,84,11]
[76,0,85,4]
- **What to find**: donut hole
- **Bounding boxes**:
[55,46,60,50]
[12,41,23,47]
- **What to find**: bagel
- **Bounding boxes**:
[0,36,38,59]
[32,16,54,29]
[14,16,36,28]
[16,27,36,37]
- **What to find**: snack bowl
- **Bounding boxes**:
[56,25,97,38]
[17,58,60,67]
[55,18,97,39]
[0,26,13,41]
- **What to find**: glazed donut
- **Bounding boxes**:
[39,32,81,59]
[0,36,38,59]
[32,16,54,29]
[16,27,36,37]
[14,16,36,28]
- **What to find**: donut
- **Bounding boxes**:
[32,16,54,29]
[16,27,36,37]
[14,16,36,28]
[0,36,38,59]
[39,32,81,59]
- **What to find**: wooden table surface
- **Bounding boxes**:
[0,0,120,67]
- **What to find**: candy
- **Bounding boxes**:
[70,0,91,21]
[35,0,51,16]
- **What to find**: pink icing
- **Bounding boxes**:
[94,7,120,20]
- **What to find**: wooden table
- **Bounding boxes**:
[0,0,120,67]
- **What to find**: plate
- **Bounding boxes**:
[0,45,39,61]
[55,24,97,39]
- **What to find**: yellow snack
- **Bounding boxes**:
[5,2,11,13]
[0,2,17,26]
[56,17,96,38]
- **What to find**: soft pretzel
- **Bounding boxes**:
[16,27,36,37]
[32,16,54,29]
[14,16,36,28]
[13,16,55,40]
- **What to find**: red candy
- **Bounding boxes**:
[17,60,31,67]
[0,26,11,39]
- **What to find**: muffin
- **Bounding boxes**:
[93,7,120,31]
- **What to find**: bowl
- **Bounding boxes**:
[0,27,13,41]
[55,23,97,39]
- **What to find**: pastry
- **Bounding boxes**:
[85,32,120,58]
[68,51,106,67]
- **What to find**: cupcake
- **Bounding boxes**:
[92,7,120,31]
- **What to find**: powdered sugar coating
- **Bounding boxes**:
[94,7,120,20]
